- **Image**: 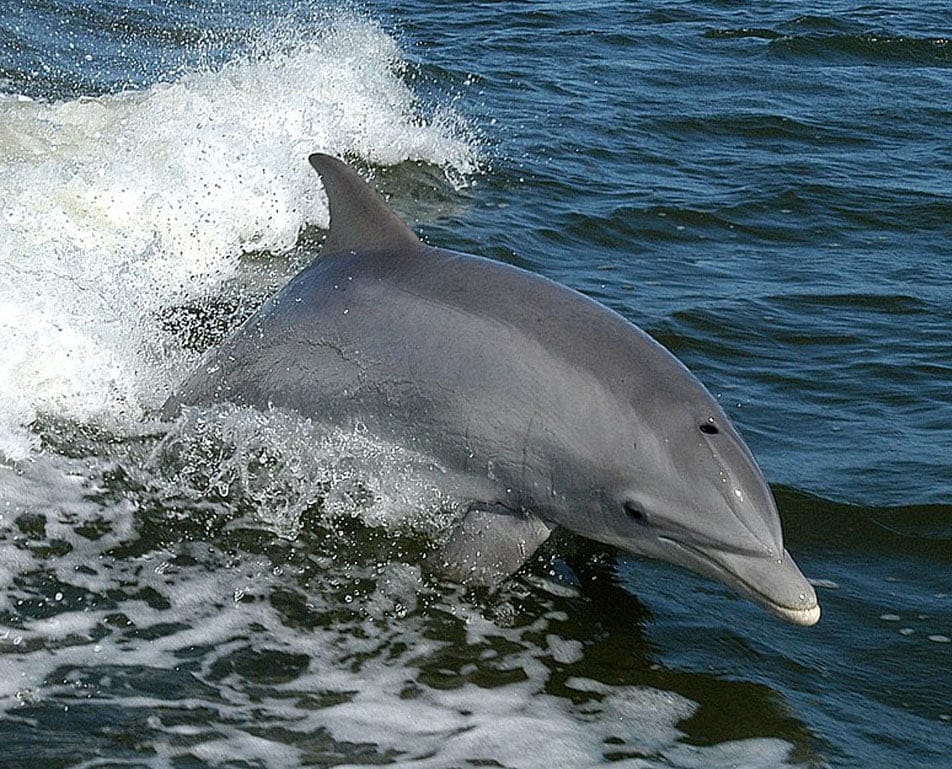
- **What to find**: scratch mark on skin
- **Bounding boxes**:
[521,411,537,510]
[464,418,473,474]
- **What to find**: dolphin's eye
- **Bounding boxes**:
[699,422,719,435]
[623,501,647,523]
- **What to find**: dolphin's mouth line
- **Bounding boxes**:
[657,536,818,615]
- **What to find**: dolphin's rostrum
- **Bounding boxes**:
[165,153,821,627]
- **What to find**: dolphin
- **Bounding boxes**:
[164,153,820,626]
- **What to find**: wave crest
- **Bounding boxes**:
[0,13,479,461]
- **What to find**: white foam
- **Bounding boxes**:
[0,449,804,769]
[0,12,478,461]
[147,403,462,535]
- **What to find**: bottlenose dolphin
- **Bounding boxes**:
[164,153,820,626]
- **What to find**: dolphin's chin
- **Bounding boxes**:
[657,537,821,627]
[767,601,821,627]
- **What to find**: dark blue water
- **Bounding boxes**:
[1,2,949,768]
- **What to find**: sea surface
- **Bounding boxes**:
[1,1,950,767]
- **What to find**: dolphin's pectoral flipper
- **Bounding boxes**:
[440,509,553,586]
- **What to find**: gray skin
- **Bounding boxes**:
[164,153,820,626]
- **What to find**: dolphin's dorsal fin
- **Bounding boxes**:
[308,153,421,256]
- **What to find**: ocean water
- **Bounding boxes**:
[0,1,949,767]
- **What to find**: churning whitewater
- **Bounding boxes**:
[0,15,476,461]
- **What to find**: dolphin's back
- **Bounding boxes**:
[166,243,666,470]
[165,154,715,502]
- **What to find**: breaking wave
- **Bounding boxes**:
[0,11,478,461]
